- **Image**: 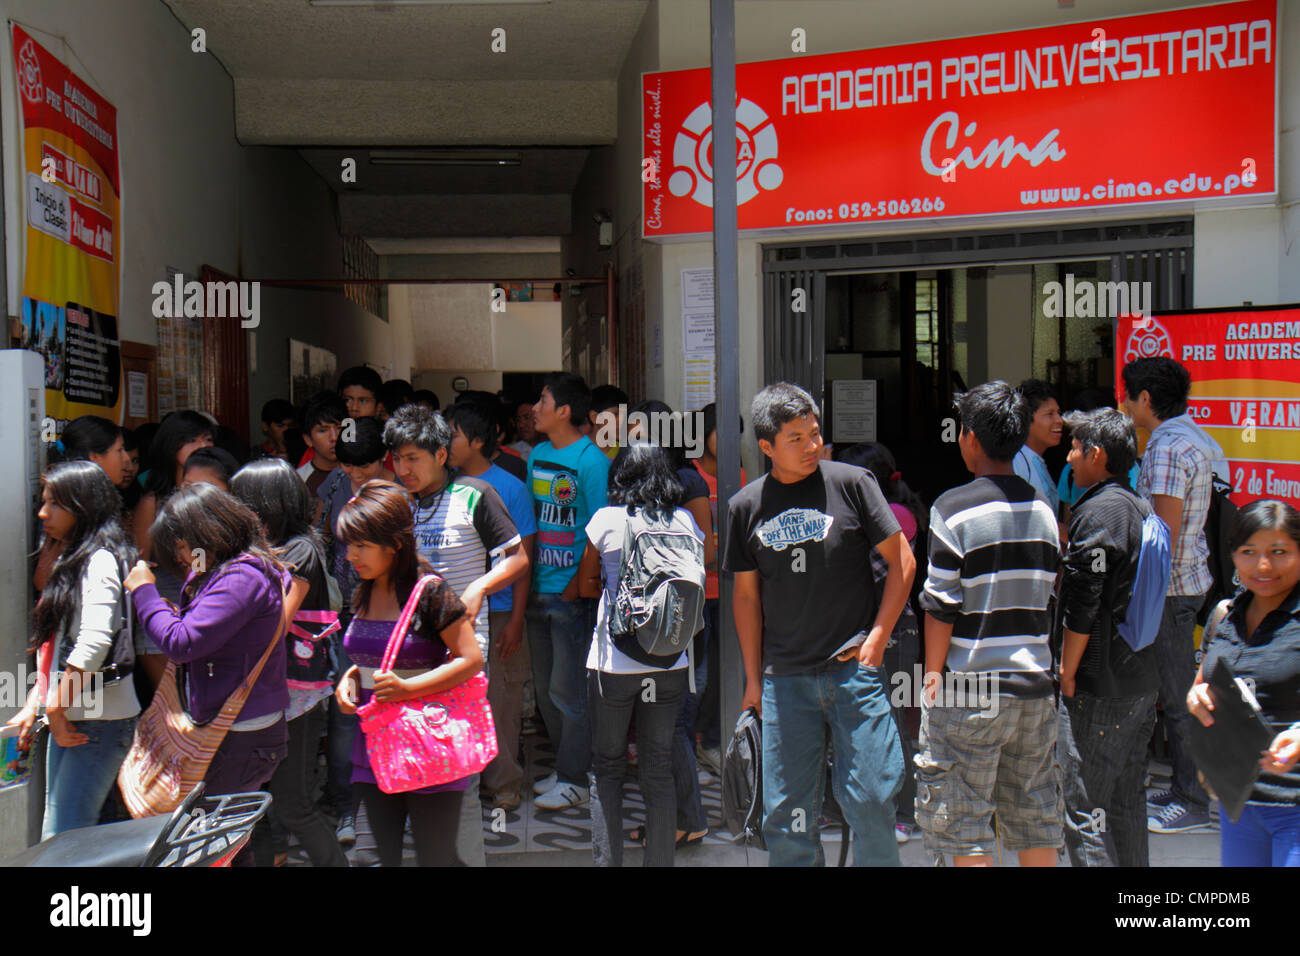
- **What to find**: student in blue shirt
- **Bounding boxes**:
[446,400,538,813]
[525,373,611,810]
[1013,379,1064,516]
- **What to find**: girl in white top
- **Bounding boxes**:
[6,461,141,839]
[578,443,704,867]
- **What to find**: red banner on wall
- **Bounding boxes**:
[13,24,122,424]
[1115,306,1300,511]
[643,0,1276,238]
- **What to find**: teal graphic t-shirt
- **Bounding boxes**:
[527,437,610,594]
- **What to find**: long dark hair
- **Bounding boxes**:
[230,458,319,548]
[335,480,431,616]
[149,482,283,602]
[1229,500,1300,553]
[146,410,213,499]
[608,443,683,523]
[839,441,929,541]
[32,462,136,649]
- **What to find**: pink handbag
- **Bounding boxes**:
[356,574,498,794]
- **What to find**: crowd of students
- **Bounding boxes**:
[8,354,1300,869]
[730,359,1300,868]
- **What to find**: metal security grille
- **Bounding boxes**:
[762,217,1194,403]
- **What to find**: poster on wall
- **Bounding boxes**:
[1115,306,1300,511]
[643,0,1276,238]
[13,25,122,426]
[290,339,337,405]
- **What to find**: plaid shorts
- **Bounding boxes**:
[914,695,1063,857]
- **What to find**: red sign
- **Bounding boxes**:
[643,0,1276,237]
[1116,307,1300,511]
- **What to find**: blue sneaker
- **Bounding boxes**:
[1146,788,1176,810]
[1148,801,1215,833]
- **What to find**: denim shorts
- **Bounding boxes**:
[915,695,1062,856]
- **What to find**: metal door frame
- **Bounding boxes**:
[762,217,1194,403]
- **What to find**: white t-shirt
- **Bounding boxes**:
[584,505,703,675]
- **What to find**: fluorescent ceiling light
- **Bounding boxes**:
[369,149,522,167]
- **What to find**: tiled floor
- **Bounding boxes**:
[286,735,1221,867]
[480,740,1221,867]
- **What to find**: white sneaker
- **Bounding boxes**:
[531,771,558,795]
[535,781,589,811]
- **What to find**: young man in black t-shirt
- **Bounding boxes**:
[723,383,915,866]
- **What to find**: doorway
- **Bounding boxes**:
[763,218,1194,503]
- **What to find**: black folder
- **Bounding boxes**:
[1187,657,1276,823]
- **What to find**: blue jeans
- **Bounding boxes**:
[1221,803,1300,867]
[762,658,903,866]
[525,593,596,785]
[1153,594,1208,810]
[43,716,137,840]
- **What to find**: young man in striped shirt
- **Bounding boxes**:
[385,405,529,866]
[916,381,1063,866]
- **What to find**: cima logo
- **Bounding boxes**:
[668,97,782,209]
[18,39,43,105]
[1124,317,1175,364]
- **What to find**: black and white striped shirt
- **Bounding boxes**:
[920,474,1060,698]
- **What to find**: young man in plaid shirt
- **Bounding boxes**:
[1121,357,1228,833]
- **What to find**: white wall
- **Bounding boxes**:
[392,283,561,374]
[413,369,504,405]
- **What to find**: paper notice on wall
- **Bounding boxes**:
[684,351,715,412]
[683,310,714,353]
[127,370,148,418]
[832,379,877,443]
[681,268,713,311]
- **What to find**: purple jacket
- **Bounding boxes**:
[134,555,290,725]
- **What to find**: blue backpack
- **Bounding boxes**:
[1117,509,1172,653]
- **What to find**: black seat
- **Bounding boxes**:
[4,815,168,867]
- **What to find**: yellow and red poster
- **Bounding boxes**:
[1116,307,1300,511]
[13,24,121,425]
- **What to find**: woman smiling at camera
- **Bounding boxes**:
[1189,500,1300,867]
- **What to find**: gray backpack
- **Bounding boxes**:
[610,508,706,673]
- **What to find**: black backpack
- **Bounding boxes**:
[1198,474,1239,624]
[722,707,764,850]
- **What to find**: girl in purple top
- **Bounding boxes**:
[125,483,291,865]
[333,480,482,866]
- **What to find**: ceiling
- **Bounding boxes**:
[161,0,648,146]
[161,0,648,241]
